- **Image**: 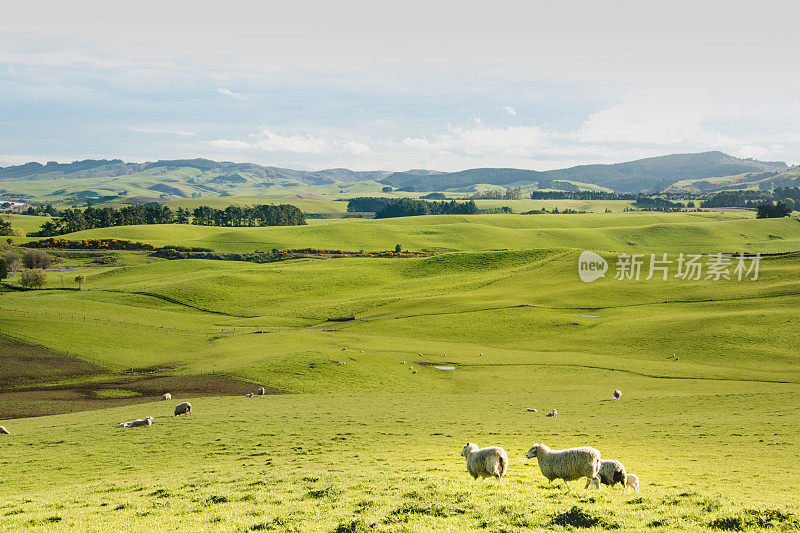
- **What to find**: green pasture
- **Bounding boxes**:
[1,212,799,531]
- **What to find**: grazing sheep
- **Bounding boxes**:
[246,393,253,397]
[174,402,192,416]
[412,370,417,374]
[525,443,601,489]
[127,417,154,428]
[0,426,10,435]
[625,473,640,492]
[461,443,508,481]
[161,393,171,401]
[613,389,622,399]
[595,459,627,488]
[116,422,128,428]
[257,387,265,395]
[526,408,538,412]
[546,409,557,417]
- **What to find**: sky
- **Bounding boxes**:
[1,0,799,171]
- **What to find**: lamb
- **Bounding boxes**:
[174,402,192,416]
[257,387,265,395]
[0,425,10,435]
[595,459,627,488]
[625,473,640,492]
[613,389,622,399]
[525,443,602,489]
[546,409,557,417]
[161,393,171,401]
[461,443,508,481]
[127,417,154,428]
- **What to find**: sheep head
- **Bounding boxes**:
[461,443,478,457]
[526,444,542,459]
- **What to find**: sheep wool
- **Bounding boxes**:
[526,443,601,488]
[625,473,640,492]
[461,443,508,481]
[174,402,192,416]
[596,459,627,487]
[161,393,171,401]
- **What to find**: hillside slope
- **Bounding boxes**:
[380,152,787,192]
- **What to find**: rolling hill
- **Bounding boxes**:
[379,152,788,193]
[0,152,788,202]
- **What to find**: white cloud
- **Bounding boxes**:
[208,139,251,149]
[129,126,195,136]
[210,128,328,154]
[404,125,548,157]
[343,141,371,155]
[502,106,517,116]
[217,88,244,99]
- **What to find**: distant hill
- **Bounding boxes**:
[379,152,788,193]
[0,158,391,186]
[0,152,789,198]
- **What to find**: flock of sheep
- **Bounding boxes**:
[461,442,639,492]
[115,395,191,428]
[460,387,639,492]
[3,380,641,495]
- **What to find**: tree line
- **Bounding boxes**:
[32,203,305,236]
[374,198,478,218]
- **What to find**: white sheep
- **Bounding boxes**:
[161,393,171,401]
[595,459,627,488]
[246,393,253,398]
[0,425,10,435]
[257,387,265,395]
[174,402,192,416]
[526,408,538,412]
[546,409,557,417]
[613,389,622,399]
[625,473,640,492]
[525,443,602,489]
[461,443,508,481]
[127,417,154,428]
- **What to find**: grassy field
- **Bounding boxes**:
[1,212,799,531]
[23,212,798,255]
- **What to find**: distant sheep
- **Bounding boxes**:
[461,443,508,481]
[596,459,627,487]
[526,408,538,412]
[613,389,622,399]
[257,387,265,395]
[127,417,154,428]
[116,422,128,428]
[161,393,171,401]
[0,426,10,435]
[174,402,192,416]
[525,443,601,489]
[246,393,253,398]
[625,473,640,492]
[546,409,557,417]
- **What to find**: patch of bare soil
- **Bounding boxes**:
[0,335,280,419]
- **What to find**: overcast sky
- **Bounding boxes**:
[1,0,799,171]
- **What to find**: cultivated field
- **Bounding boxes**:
[1,212,799,531]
